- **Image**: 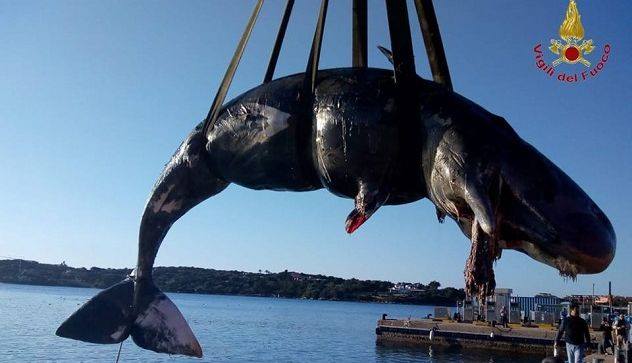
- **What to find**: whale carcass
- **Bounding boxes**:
[56,67,615,357]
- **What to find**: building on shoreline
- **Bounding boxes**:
[459,289,566,324]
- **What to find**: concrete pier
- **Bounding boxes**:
[376,318,605,358]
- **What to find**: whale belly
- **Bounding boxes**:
[204,67,424,201]
[207,101,321,191]
[311,73,425,204]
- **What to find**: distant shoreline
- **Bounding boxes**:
[0,281,448,309]
[0,259,465,306]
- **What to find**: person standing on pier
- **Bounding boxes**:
[614,313,628,347]
[599,317,614,355]
[628,315,632,346]
[500,306,508,328]
[555,303,591,363]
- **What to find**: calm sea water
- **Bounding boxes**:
[0,283,539,362]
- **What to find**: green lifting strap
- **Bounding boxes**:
[413,0,453,91]
[303,0,329,102]
[352,0,368,68]
[202,0,264,138]
[264,0,295,83]
[384,0,416,86]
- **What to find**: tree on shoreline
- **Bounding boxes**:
[0,259,465,305]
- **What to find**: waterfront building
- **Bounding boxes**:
[460,290,568,324]
[514,293,563,316]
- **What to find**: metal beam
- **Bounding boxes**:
[413,0,453,91]
[352,0,368,68]
[303,0,329,99]
[384,0,416,85]
[264,0,294,83]
[202,0,264,137]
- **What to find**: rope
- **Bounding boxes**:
[115,341,123,363]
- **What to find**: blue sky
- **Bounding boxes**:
[1,1,630,296]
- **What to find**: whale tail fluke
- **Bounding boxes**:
[55,278,135,344]
[130,280,203,357]
[56,278,203,358]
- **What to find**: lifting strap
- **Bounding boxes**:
[352,0,368,68]
[202,0,452,139]
[413,0,453,91]
[384,0,416,86]
[202,0,264,138]
[302,0,329,102]
[264,0,295,83]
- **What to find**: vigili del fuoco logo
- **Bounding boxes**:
[533,0,611,83]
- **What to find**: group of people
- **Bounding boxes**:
[598,312,630,355]
[554,303,630,363]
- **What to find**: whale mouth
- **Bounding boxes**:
[498,240,580,278]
